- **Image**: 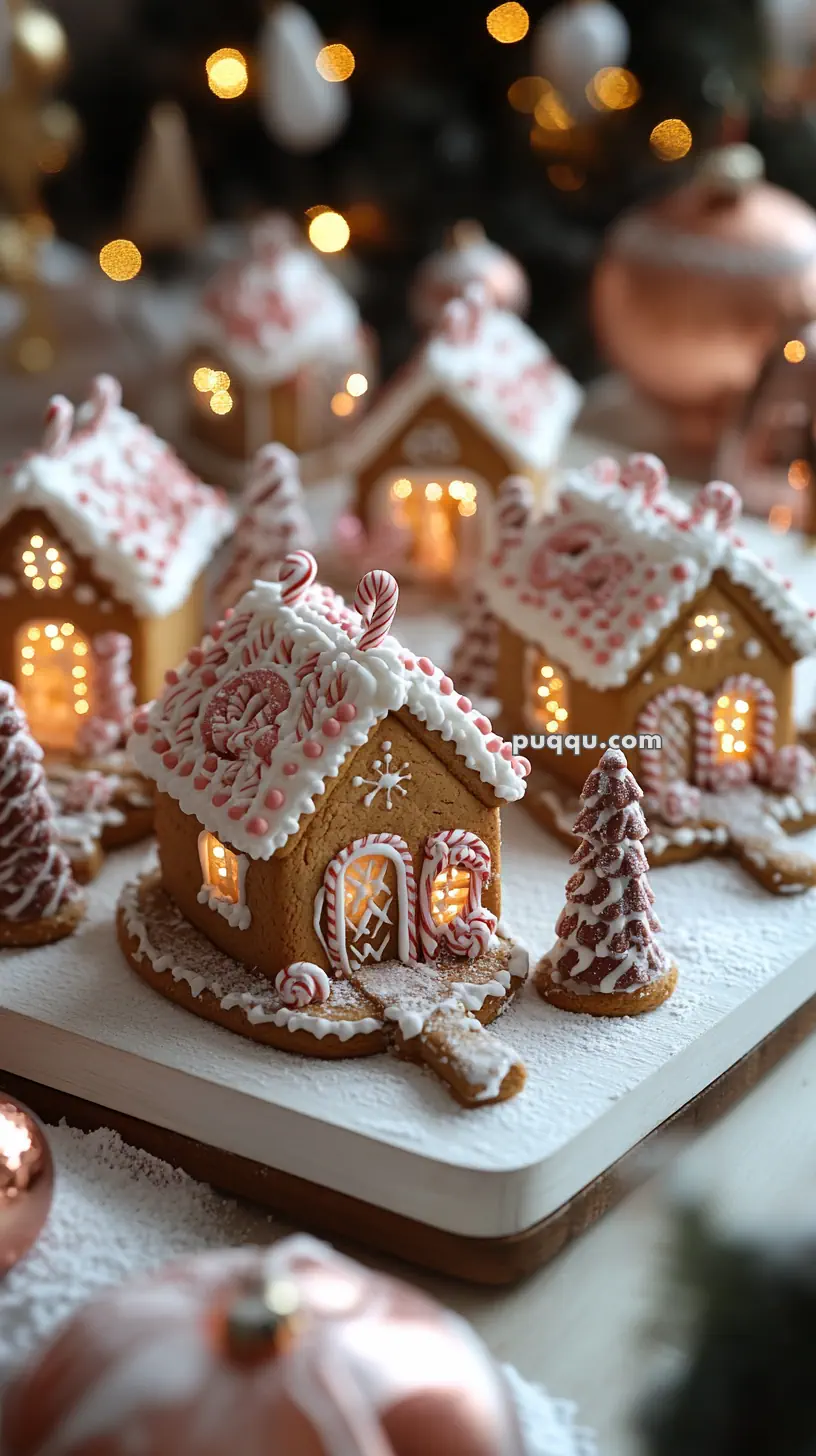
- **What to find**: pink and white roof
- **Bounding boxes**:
[193,215,363,386]
[131,552,529,860]
[483,454,816,690]
[343,286,583,475]
[1,376,233,618]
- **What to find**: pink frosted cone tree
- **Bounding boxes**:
[537,746,676,1015]
[0,683,83,941]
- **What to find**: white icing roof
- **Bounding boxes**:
[1,376,234,619]
[342,292,583,474]
[483,456,816,690]
[131,566,529,861]
[192,218,363,386]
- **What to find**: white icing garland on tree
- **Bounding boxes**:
[0,683,77,922]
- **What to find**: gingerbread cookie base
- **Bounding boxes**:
[535,955,678,1017]
[118,872,529,1107]
[0,893,85,948]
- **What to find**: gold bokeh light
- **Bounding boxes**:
[650,119,693,161]
[308,210,350,253]
[487,3,530,43]
[316,43,355,82]
[99,239,142,281]
[206,48,248,99]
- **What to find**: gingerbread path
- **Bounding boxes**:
[118,871,529,1108]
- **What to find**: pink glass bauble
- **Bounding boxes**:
[1,1236,527,1456]
[592,146,816,447]
[0,1099,53,1276]
[410,221,530,331]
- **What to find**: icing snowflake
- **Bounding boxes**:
[352,741,412,810]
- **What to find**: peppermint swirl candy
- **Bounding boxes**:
[439,907,497,959]
[275,962,332,1008]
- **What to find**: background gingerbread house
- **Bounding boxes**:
[186,215,376,466]
[0,375,233,754]
[478,455,816,808]
[342,287,582,585]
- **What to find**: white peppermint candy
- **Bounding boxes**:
[275,962,332,1007]
[440,907,497,959]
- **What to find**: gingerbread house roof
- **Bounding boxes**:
[192,216,363,387]
[483,454,816,690]
[0,376,234,619]
[131,553,529,860]
[342,287,583,476]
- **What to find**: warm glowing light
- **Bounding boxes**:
[316,43,355,82]
[346,372,368,397]
[713,625,725,638]
[425,482,443,501]
[203,833,240,900]
[73,682,87,695]
[61,623,74,635]
[21,664,34,677]
[717,696,729,708]
[694,614,707,627]
[532,658,567,727]
[27,628,40,641]
[194,367,216,392]
[650,118,693,161]
[431,865,470,925]
[731,717,745,731]
[555,707,568,722]
[458,499,477,517]
[547,164,585,191]
[784,339,807,363]
[44,624,57,637]
[30,536,43,549]
[330,392,355,417]
[690,639,703,652]
[22,551,35,564]
[73,641,88,656]
[24,565,37,578]
[714,718,726,732]
[788,458,812,490]
[21,646,34,659]
[487,2,529,43]
[48,576,62,589]
[209,390,233,415]
[705,638,716,650]
[45,547,58,561]
[392,478,412,499]
[769,503,793,533]
[541,665,554,678]
[449,480,466,499]
[72,665,85,679]
[308,210,350,253]
[534,87,573,130]
[206,48,249,99]
[50,636,64,651]
[99,239,142,282]
[508,76,547,112]
[588,66,641,111]
[74,700,89,714]
[734,699,749,714]
[734,740,747,754]
[32,578,45,591]
[547,719,558,731]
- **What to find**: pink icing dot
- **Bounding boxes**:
[283,761,299,775]
[418,657,435,675]
[487,736,501,751]
[212,791,230,807]
[264,788,285,810]
[457,695,472,712]
[513,757,532,777]
[474,716,492,734]
[551,606,563,620]
[224,607,234,619]
[133,714,149,735]
[335,703,357,722]
[152,737,170,754]
[402,656,415,670]
[671,563,689,581]
[164,669,179,685]
[227,805,244,821]
[595,650,610,665]
[581,636,594,650]
[578,604,593,620]
[500,743,513,761]
[646,593,665,610]
[247,816,269,835]
[203,754,218,773]
[645,567,657,582]
[187,647,204,667]
[210,623,223,641]
[194,775,209,790]
[162,752,179,770]
[565,625,578,638]
[628,613,644,628]
[179,761,194,778]
[201,668,217,687]
[607,633,625,648]
[439,676,454,695]
[303,741,324,759]
[323,717,342,738]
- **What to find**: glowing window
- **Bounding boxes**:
[713,694,753,763]
[201,833,240,904]
[18,532,70,593]
[528,652,569,731]
[430,866,470,927]
[16,621,93,749]
[686,609,733,655]
[343,853,392,929]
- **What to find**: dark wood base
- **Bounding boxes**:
[2,993,814,1287]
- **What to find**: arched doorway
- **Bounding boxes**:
[15,620,93,752]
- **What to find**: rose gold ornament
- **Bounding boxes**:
[1,1236,526,1456]
[410,220,530,330]
[0,1098,53,1276]
[592,145,816,455]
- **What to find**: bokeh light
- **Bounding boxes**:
[193,367,216,392]
[206,48,248,99]
[534,86,574,130]
[784,339,807,363]
[650,118,693,161]
[308,210,351,253]
[486,3,529,44]
[346,373,368,397]
[588,67,641,111]
[330,392,355,416]
[209,390,234,415]
[547,165,585,191]
[788,458,812,490]
[508,76,548,113]
[769,503,793,533]
[316,43,355,82]
[99,239,142,281]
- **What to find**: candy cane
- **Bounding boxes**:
[83,373,122,430]
[295,671,321,741]
[719,673,777,781]
[496,475,532,551]
[354,570,399,650]
[590,456,621,487]
[279,550,317,606]
[418,830,495,961]
[620,452,667,507]
[636,686,714,798]
[41,395,74,456]
[689,479,742,531]
[325,671,347,708]
[275,962,331,1007]
[321,833,418,975]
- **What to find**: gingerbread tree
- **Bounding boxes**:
[539,747,675,1013]
[0,683,79,930]
[216,443,315,612]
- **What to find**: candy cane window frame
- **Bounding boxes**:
[197,830,251,931]
[316,833,419,977]
[419,831,497,961]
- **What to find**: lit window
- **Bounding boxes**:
[686,609,732,654]
[714,695,753,763]
[201,833,240,904]
[18,532,71,593]
[16,620,92,750]
[343,853,390,928]
[529,653,569,731]
[431,865,470,926]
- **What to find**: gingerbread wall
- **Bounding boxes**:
[156,709,503,980]
[496,571,797,793]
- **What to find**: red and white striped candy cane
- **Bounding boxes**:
[418,829,494,961]
[636,686,714,798]
[354,570,399,650]
[325,671,348,708]
[590,456,621,487]
[279,550,317,606]
[41,395,74,456]
[620,452,667,507]
[321,833,418,975]
[689,479,742,531]
[718,673,776,782]
[438,287,484,345]
[496,475,532,552]
[295,670,321,741]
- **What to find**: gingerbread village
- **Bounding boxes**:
[2,217,816,1115]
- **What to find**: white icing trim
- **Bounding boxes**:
[196,829,251,930]
[325,838,416,976]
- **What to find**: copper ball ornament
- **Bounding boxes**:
[0,1098,53,1277]
[1,1236,526,1456]
[410,220,530,330]
[592,145,816,449]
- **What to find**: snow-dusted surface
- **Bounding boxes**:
[0,1126,594,1456]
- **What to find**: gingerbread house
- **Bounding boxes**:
[186,215,376,466]
[470,453,816,880]
[120,553,531,1104]
[342,287,582,584]
[0,375,233,755]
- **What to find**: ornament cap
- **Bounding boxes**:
[696,143,765,201]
